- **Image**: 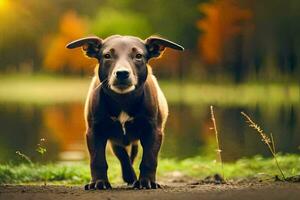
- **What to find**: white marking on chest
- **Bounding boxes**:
[111,111,134,135]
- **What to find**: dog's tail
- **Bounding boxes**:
[130,143,138,164]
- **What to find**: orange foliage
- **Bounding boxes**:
[197,0,252,65]
[43,11,97,73]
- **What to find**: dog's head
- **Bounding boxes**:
[66,35,184,94]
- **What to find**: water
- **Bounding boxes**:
[0,102,299,163]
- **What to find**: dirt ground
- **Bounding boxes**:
[1,182,300,200]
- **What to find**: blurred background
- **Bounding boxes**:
[0,0,299,163]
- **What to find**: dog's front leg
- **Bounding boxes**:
[85,131,111,190]
[134,128,163,189]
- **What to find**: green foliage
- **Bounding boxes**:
[90,7,152,38]
[0,154,299,184]
[0,163,90,184]
[36,138,47,155]
[36,147,47,155]
[159,154,300,179]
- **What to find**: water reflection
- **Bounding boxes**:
[0,103,299,163]
[43,105,86,160]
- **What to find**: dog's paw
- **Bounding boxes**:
[84,180,112,190]
[123,172,137,185]
[133,179,161,189]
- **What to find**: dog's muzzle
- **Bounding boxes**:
[110,69,136,94]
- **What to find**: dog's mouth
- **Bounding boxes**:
[110,84,136,94]
[109,80,136,94]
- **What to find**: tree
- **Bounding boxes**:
[197,0,252,65]
[43,11,97,73]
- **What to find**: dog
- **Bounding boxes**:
[66,35,184,190]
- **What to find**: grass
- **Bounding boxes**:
[0,74,298,106]
[0,154,299,185]
[161,81,299,106]
[0,74,89,104]
[241,112,286,180]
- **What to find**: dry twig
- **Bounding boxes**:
[210,106,224,179]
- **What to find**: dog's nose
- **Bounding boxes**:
[116,70,130,80]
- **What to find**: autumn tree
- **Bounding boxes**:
[197,0,252,67]
[43,11,97,74]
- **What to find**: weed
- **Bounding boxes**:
[15,138,48,185]
[241,111,286,180]
[210,106,224,180]
[36,138,47,156]
[15,151,33,165]
[36,138,48,185]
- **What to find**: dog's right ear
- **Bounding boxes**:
[66,36,102,59]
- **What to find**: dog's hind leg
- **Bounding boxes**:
[112,144,137,185]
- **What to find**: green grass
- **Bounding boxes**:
[162,81,299,106]
[0,74,298,106]
[0,74,89,104]
[0,154,299,185]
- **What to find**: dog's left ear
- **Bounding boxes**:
[66,36,102,59]
[145,36,184,59]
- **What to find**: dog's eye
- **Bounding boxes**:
[104,53,111,59]
[135,53,143,59]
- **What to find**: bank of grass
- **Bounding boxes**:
[0,74,298,106]
[0,74,89,104]
[0,154,299,185]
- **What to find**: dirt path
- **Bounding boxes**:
[1,182,299,200]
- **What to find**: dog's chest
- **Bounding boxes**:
[111,111,134,135]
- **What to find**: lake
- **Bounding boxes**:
[0,101,299,163]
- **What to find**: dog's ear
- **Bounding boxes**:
[145,36,184,59]
[66,36,102,58]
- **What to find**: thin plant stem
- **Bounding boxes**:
[270,133,285,180]
[270,133,276,154]
[210,106,224,179]
[16,151,33,165]
[36,138,47,185]
[241,112,286,180]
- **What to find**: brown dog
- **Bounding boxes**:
[66,35,184,190]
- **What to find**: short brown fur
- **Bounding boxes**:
[66,35,183,190]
